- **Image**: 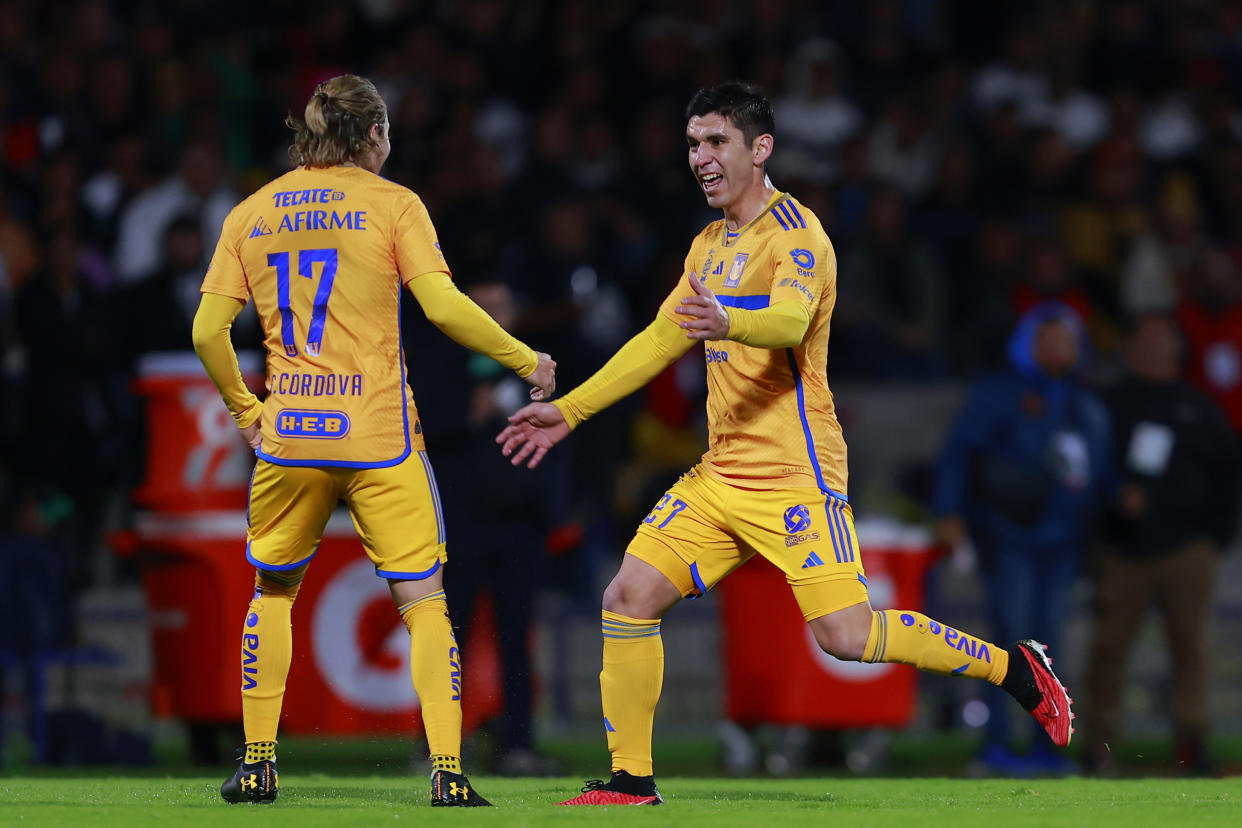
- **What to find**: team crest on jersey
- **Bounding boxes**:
[724,253,750,288]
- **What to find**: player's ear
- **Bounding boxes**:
[752,133,773,167]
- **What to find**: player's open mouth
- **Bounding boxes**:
[700,173,723,193]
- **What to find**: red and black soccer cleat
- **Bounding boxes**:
[1014,639,1075,747]
[558,771,663,806]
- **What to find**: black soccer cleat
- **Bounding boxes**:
[220,748,279,804]
[430,769,491,806]
[558,770,663,806]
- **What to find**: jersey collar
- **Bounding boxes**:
[721,189,785,247]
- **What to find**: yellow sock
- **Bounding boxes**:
[430,754,462,774]
[399,590,462,763]
[244,741,277,763]
[862,609,1008,685]
[600,610,664,777]
[241,570,301,743]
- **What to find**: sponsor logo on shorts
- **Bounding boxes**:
[784,504,811,533]
[705,345,729,363]
[785,531,820,548]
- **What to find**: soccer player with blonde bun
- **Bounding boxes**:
[193,74,555,806]
[498,82,1073,805]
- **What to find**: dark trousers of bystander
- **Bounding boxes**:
[1084,539,1217,772]
[443,521,543,757]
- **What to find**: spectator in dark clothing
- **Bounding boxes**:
[13,224,114,510]
[934,302,1112,774]
[430,281,567,777]
[1085,313,1239,776]
[834,186,947,379]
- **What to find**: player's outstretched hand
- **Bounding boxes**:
[524,351,557,400]
[676,270,730,340]
[496,402,569,468]
[241,420,262,452]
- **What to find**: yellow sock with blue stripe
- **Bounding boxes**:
[242,569,302,744]
[600,610,664,777]
[862,609,1008,684]
[398,589,463,769]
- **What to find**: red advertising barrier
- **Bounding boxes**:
[718,521,936,728]
[131,352,263,512]
[129,511,501,733]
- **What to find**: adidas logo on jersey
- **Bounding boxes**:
[801,551,824,569]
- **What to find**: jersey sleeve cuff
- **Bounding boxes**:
[234,398,263,428]
[551,398,582,430]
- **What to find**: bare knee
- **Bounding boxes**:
[602,577,665,619]
[601,558,681,620]
[809,605,874,662]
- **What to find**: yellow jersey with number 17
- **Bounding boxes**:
[657,190,847,495]
[201,164,444,468]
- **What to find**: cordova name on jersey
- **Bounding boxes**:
[269,371,364,397]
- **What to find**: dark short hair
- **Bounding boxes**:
[684,82,775,146]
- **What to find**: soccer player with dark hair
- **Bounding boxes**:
[192,74,555,806]
[498,82,1073,805]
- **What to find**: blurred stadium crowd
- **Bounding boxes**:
[2,0,1241,768]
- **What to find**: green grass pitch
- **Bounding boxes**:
[2,776,1237,827]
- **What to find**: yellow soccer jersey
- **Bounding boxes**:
[658,191,847,495]
[201,165,446,468]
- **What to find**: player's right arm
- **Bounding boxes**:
[192,292,263,448]
[194,208,263,449]
[497,308,693,469]
[552,313,691,428]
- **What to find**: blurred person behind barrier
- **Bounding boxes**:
[934,302,1111,774]
[434,279,567,777]
[1085,313,1239,776]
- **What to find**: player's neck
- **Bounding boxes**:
[722,176,777,231]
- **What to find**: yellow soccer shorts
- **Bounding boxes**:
[628,465,869,620]
[245,450,447,579]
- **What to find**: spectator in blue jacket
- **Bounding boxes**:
[934,302,1112,774]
